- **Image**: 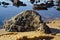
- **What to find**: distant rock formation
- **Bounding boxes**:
[30,0,35,4]
[33,4,48,10]
[56,0,60,11]
[3,10,51,34]
[2,1,9,5]
[10,0,26,7]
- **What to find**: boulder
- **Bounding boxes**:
[33,4,47,10]
[3,10,51,33]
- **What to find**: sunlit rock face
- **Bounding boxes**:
[3,10,51,34]
[33,4,47,10]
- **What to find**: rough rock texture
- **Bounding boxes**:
[3,10,51,33]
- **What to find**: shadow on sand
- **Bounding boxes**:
[50,28,60,34]
[16,36,54,40]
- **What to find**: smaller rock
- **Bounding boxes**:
[2,1,9,5]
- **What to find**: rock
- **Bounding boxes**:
[46,2,54,8]
[33,4,47,10]
[56,0,60,3]
[30,0,35,4]
[57,6,60,11]
[10,0,26,7]
[2,1,9,5]
[3,10,51,33]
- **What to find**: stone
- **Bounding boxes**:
[2,1,9,5]
[10,0,26,7]
[30,0,35,4]
[57,6,60,11]
[3,10,51,33]
[33,4,47,10]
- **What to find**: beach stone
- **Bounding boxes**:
[3,10,51,33]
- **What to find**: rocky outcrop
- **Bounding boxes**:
[30,0,35,4]
[10,0,26,7]
[3,10,51,33]
[33,4,47,10]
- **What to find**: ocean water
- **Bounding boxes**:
[0,0,60,26]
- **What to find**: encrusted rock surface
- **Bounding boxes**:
[3,10,51,33]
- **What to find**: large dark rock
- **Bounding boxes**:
[33,4,47,10]
[56,6,60,11]
[3,10,51,33]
